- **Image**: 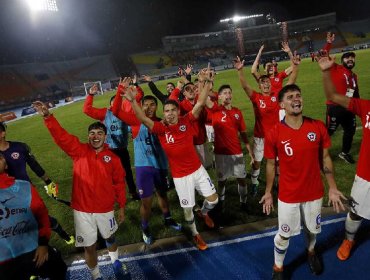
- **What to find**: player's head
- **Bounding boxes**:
[166,82,175,94]
[141,95,158,118]
[263,62,275,76]
[87,122,107,151]
[218,85,233,105]
[278,84,303,116]
[341,52,356,70]
[0,153,7,173]
[0,122,6,140]
[109,96,115,107]
[163,100,180,125]
[182,82,197,101]
[258,75,271,94]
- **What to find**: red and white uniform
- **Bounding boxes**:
[348,98,370,182]
[250,91,280,138]
[44,115,126,213]
[207,103,246,155]
[270,72,288,94]
[264,117,331,203]
[151,112,201,178]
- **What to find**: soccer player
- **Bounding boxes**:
[321,32,359,164]
[234,52,300,196]
[123,68,218,250]
[32,101,128,280]
[83,83,140,200]
[205,84,253,211]
[259,84,345,278]
[0,153,67,280]
[251,42,294,94]
[112,84,181,245]
[318,54,370,261]
[0,122,74,245]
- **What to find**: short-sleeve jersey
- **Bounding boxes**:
[250,91,280,138]
[208,103,246,155]
[264,117,331,203]
[151,113,201,178]
[270,71,288,94]
[348,98,370,181]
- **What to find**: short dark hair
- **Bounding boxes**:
[278,84,301,102]
[166,82,175,88]
[163,99,179,109]
[341,51,356,62]
[88,122,107,134]
[142,95,158,105]
[0,122,6,132]
[218,84,232,93]
[258,75,270,82]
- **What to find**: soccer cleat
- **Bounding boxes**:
[164,217,182,231]
[44,182,58,198]
[307,251,323,275]
[337,239,355,261]
[112,260,129,279]
[65,235,75,245]
[272,264,284,280]
[142,228,153,245]
[196,210,214,228]
[193,234,208,250]
[338,152,355,164]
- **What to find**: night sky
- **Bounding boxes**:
[0,0,369,65]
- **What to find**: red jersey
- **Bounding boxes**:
[208,103,246,155]
[250,91,280,138]
[151,112,201,178]
[270,71,288,94]
[44,115,126,213]
[264,117,331,203]
[348,98,370,181]
[83,95,107,121]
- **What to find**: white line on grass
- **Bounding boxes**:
[68,216,346,272]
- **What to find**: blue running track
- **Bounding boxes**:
[67,214,370,279]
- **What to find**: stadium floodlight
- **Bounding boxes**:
[220,14,263,23]
[25,0,59,12]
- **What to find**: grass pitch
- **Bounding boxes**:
[5,49,370,256]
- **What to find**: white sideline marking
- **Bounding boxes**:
[67,216,346,272]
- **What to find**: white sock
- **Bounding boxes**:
[274,234,289,268]
[108,249,119,263]
[201,198,218,215]
[89,265,101,280]
[251,169,260,184]
[345,213,362,241]
[183,208,198,236]
[238,184,248,203]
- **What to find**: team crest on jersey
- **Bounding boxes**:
[103,155,111,163]
[307,132,317,142]
[179,125,186,132]
[274,78,279,82]
[11,152,19,160]
[234,114,240,120]
[281,224,290,233]
[271,96,276,102]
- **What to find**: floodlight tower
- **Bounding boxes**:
[25,0,59,12]
[220,14,263,57]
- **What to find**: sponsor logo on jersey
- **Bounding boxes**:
[179,125,186,132]
[11,152,20,160]
[307,132,317,142]
[103,155,111,163]
[281,224,290,233]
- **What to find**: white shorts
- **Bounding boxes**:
[277,198,322,238]
[205,125,215,142]
[350,175,370,219]
[173,165,216,208]
[74,210,118,247]
[215,154,246,181]
[195,143,213,169]
[253,137,265,162]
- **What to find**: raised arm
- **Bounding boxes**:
[322,32,335,54]
[286,51,301,85]
[251,45,264,81]
[322,148,346,212]
[192,67,214,118]
[122,86,154,130]
[281,41,293,75]
[318,55,350,108]
[143,75,167,104]
[234,56,254,98]
[82,84,106,121]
